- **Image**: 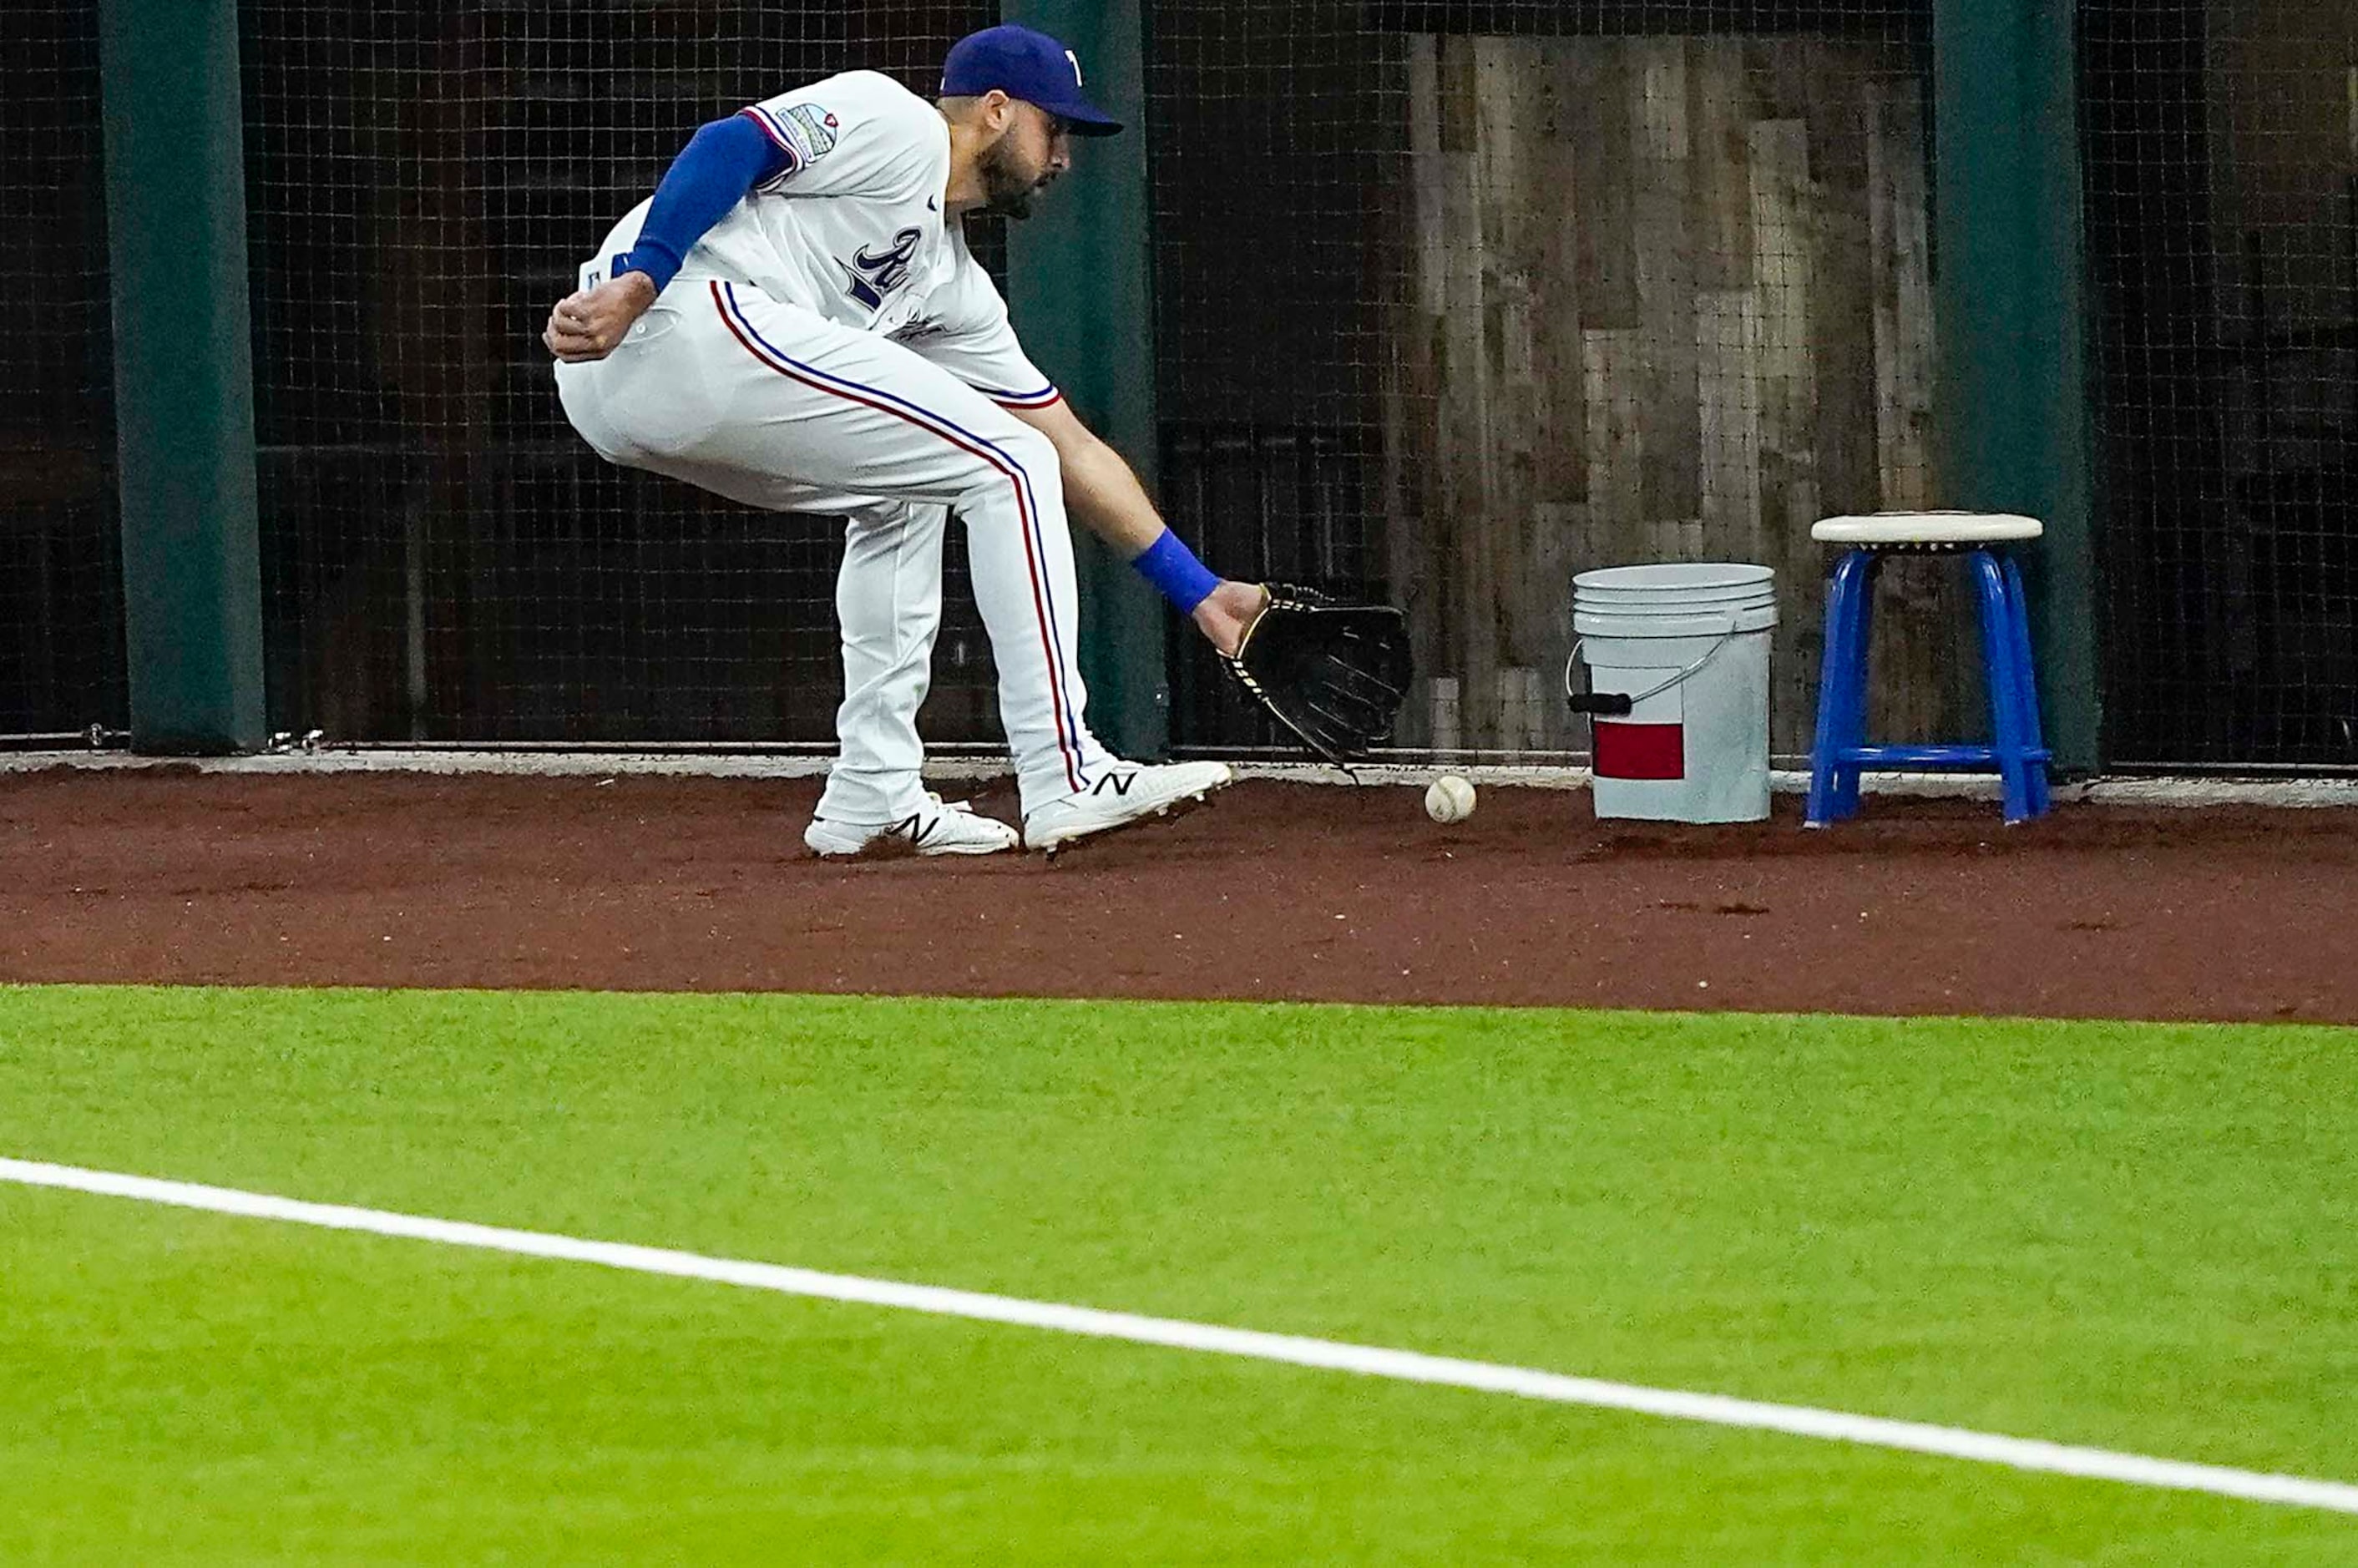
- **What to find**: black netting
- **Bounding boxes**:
[2086,1,2358,766]
[217,3,2358,768]
[1,1,127,741]
[1151,2,1956,758]
[240,1,994,744]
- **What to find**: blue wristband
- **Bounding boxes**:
[1131,528,1221,614]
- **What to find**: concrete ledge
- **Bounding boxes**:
[7,748,2358,809]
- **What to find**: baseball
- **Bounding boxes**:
[1424,774,1476,824]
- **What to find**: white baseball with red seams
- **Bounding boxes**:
[554,71,1112,825]
[1424,774,1475,823]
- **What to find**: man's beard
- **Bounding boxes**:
[978,139,1040,220]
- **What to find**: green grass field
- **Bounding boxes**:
[3,984,2354,1563]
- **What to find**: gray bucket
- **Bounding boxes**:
[1568,564,1778,822]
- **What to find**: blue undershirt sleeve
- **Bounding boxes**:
[618,116,790,295]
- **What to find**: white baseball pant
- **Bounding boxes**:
[554,278,1115,820]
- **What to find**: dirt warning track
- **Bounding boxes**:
[3,769,2354,1024]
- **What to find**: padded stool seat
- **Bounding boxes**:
[1813,512,2045,547]
[1806,513,2052,827]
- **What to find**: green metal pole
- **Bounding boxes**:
[99,0,267,754]
[999,0,1169,759]
[1934,0,2101,774]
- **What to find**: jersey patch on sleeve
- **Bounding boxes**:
[743,101,843,178]
[777,104,841,167]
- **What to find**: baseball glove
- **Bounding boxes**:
[1221,584,1414,766]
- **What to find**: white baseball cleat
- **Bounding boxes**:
[1022,761,1236,853]
[804,794,1021,859]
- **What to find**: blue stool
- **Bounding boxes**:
[1805,512,2052,827]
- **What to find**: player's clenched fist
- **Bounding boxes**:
[543,272,659,362]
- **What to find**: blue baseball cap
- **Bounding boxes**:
[941,23,1122,136]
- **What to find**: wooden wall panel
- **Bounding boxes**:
[1384,33,1962,755]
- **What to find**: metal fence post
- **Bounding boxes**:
[1000,0,1170,761]
[1935,0,2102,774]
[99,0,266,753]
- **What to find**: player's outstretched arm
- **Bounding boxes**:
[1009,398,1261,655]
[1009,395,1409,761]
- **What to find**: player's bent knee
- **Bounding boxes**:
[999,422,1057,470]
[989,425,1061,495]
[949,425,1060,520]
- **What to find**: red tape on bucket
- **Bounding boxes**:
[1595,721,1685,781]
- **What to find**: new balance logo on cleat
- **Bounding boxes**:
[805,795,1019,860]
[1023,761,1236,853]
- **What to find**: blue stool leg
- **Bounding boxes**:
[2001,554,2051,817]
[1969,550,2032,824]
[1806,550,1870,827]
[1804,563,1852,827]
[1833,552,1878,820]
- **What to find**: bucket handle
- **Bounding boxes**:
[1564,615,1739,717]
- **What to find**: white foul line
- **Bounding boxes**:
[7,1156,2355,1518]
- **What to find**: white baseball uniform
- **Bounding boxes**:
[554,70,1115,821]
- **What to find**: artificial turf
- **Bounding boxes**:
[2,984,2352,1563]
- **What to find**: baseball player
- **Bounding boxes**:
[544,24,1259,857]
